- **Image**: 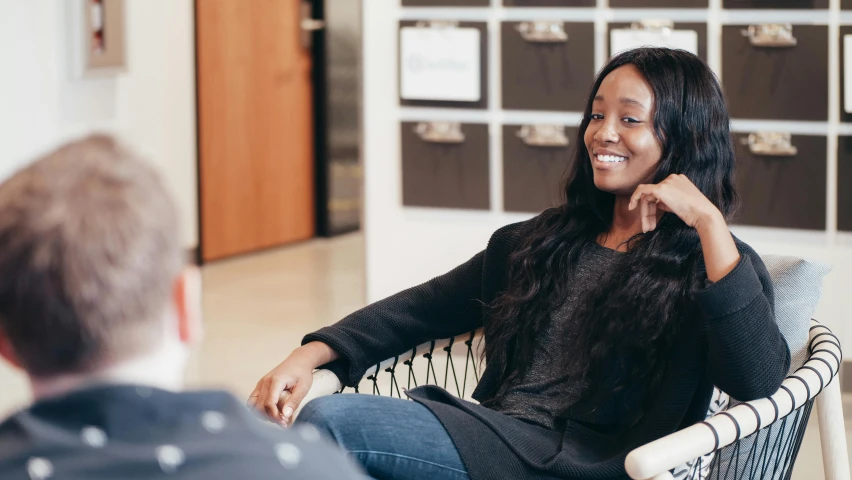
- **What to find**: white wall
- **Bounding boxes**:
[363,0,528,304]
[0,0,197,416]
[0,0,198,249]
[362,1,852,349]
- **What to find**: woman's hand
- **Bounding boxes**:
[248,357,314,426]
[629,174,740,282]
[248,341,339,425]
[628,174,720,233]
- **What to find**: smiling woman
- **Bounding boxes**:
[250,48,789,480]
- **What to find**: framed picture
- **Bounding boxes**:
[70,0,126,77]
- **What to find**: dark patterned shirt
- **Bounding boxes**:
[0,384,364,480]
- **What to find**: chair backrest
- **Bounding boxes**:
[354,331,483,400]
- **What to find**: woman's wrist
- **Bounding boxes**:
[694,205,725,235]
[288,341,340,370]
[693,208,740,282]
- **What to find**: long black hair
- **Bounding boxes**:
[483,48,738,415]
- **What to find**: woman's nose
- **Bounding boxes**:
[593,121,618,144]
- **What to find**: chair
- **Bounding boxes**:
[296,320,849,480]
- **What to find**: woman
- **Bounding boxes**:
[249,48,790,480]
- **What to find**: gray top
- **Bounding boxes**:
[488,241,623,430]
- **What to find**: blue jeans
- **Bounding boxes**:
[296,394,470,480]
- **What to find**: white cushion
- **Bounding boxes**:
[762,254,832,372]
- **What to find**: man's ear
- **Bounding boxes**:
[0,327,23,370]
[173,267,203,346]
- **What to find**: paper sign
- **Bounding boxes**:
[610,29,699,57]
[400,26,481,102]
[845,35,852,114]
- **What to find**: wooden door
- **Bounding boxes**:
[196,0,315,261]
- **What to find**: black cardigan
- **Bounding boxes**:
[303,215,790,480]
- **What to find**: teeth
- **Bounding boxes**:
[598,154,627,163]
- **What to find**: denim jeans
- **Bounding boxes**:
[295,394,470,480]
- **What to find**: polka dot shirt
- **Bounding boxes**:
[0,385,364,479]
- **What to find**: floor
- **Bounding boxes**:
[0,232,847,478]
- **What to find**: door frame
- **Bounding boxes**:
[311,0,331,238]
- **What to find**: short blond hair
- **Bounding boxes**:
[0,134,183,377]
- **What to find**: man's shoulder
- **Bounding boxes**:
[0,388,364,479]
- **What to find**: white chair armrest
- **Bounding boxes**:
[291,369,343,421]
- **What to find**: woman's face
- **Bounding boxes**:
[583,65,663,197]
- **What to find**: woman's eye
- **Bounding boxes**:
[622,117,640,124]
[589,114,604,121]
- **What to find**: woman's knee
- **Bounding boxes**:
[296,394,436,450]
[296,394,370,438]
[297,395,345,427]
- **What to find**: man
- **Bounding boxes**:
[0,135,363,479]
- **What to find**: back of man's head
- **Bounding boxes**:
[0,134,183,378]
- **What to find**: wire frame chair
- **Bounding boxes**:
[298,320,849,480]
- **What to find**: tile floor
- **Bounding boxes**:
[0,232,848,478]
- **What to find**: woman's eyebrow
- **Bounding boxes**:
[619,97,646,108]
[593,95,647,109]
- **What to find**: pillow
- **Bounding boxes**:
[761,254,832,372]
[675,254,831,480]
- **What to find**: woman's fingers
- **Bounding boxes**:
[285,380,313,422]
[639,196,647,232]
[634,188,659,233]
[628,185,648,211]
[248,357,318,425]
[246,386,261,408]
[267,378,292,421]
[253,376,284,421]
[645,199,658,232]
[276,390,293,426]
[631,184,665,232]
[253,381,271,415]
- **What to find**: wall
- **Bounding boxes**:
[0,0,197,416]
[362,0,852,350]
[0,0,198,249]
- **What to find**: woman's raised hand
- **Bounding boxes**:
[628,174,721,233]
